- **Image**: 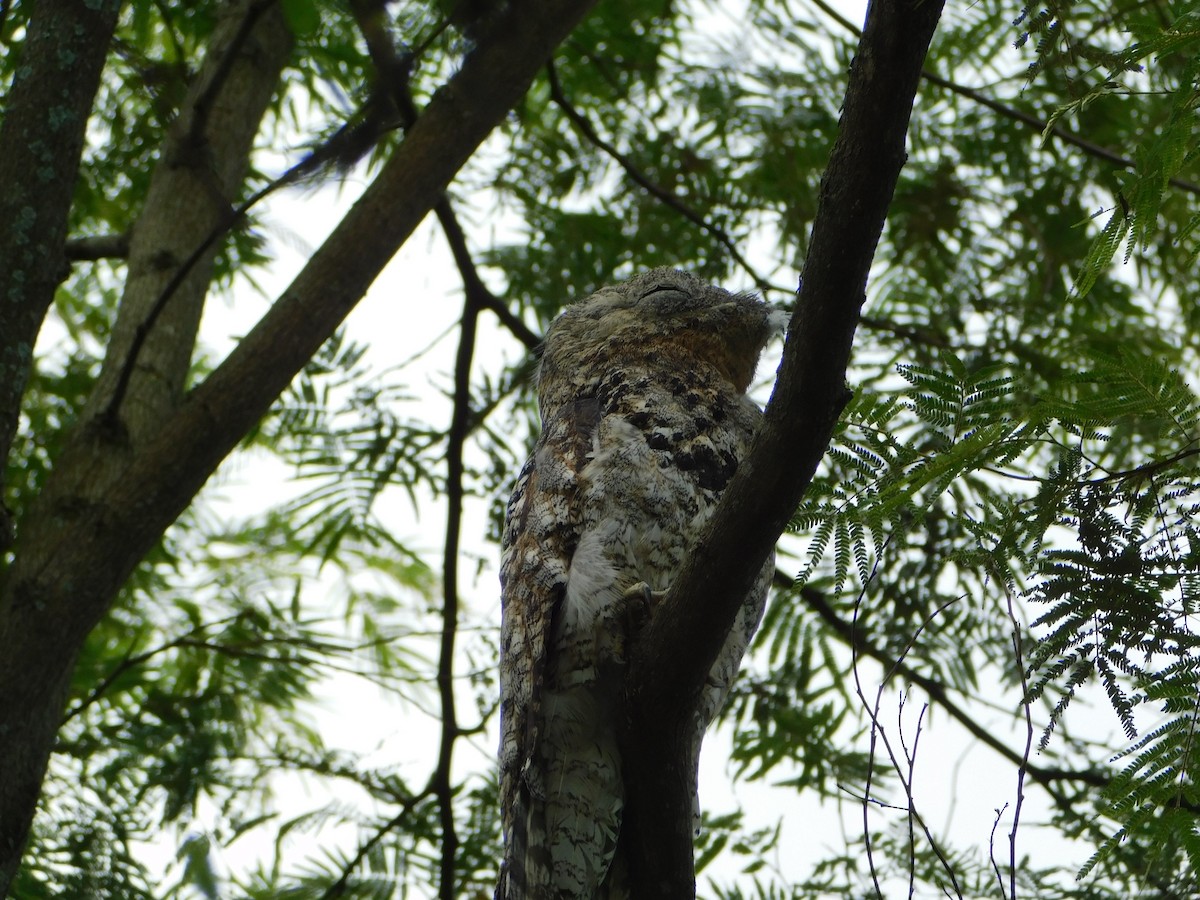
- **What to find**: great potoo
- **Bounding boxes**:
[496,268,784,899]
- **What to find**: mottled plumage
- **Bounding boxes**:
[496,269,784,899]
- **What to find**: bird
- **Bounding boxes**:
[495,268,786,899]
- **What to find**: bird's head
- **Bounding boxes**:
[539,268,787,403]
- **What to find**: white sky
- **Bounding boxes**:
[40,0,1148,894]
[185,163,1113,900]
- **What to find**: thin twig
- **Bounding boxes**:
[864,675,964,897]
[263,748,418,805]
[988,802,1010,897]
[788,576,1113,792]
[351,0,540,353]
[1086,444,1200,485]
[186,0,279,144]
[430,279,483,900]
[807,0,1200,197]
[316,801,424,900]
[104,0,461,422]
[545,61,784,296]
[150,0,186,72]
[61,612,244,722]
[104,123,397,420]
[337,21,502,892]
[1003,581,1035,900]
[851,583,967,897]
[316,28,532,890]
[62,613,406,723]
[859,314,951,349]
[921,70,1200,197]
[897,695,924,900]
[836,783,907,812]
[435,201,542,348]
[850,583,886,900]
[981,442,1200,490]
[1178,693,1200,807]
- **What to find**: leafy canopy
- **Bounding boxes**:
[5,0,1200,896]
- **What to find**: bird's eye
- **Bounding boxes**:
[641,285,691,307]
[643,284,679,298]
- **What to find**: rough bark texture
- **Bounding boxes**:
[0,2,293,887]
[618,1,947,896]
[0,0,598,890]
[0,0,123,552]
[85,0,291,435]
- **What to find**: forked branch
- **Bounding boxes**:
[618,0,946,895]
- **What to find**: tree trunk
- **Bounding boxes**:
[0,0,123,553]
[0,1,293,887]
[619,0,947,894]
[0,0,599,889]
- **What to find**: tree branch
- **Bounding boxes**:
[101,0,467,429]
[0,0,599,890]
[335,40,537,885]
[60,612,245,723]
[64,232,131,262]
[0,0,122,553]
[266,749,422,806]
[183,0,279,145]
[434,202,543,348]
[790,579,1111,792]
[618,2,945,895]
[83,0,293,440]
[333,38,532,890]
[787,575,1200,825]
[546,61,783,296]
[350,0,539,351]
[859,313,951,349]
[432,237,487,900]
[918,69,1200,197]
[317,800,426,900]
[808,0,1200,198]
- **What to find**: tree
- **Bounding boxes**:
[2,0,1200,898]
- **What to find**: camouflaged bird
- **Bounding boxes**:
[496,268,784,899]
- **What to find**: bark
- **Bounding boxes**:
[618,1,947,895]
[0,2,293,888]
[0,0,123,551]
[0,0,598,890]
[85,0,291,437]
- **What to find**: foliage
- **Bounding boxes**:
[785,344,1200,893]
[5,0,1200,897]
[1020,1,1200,299]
